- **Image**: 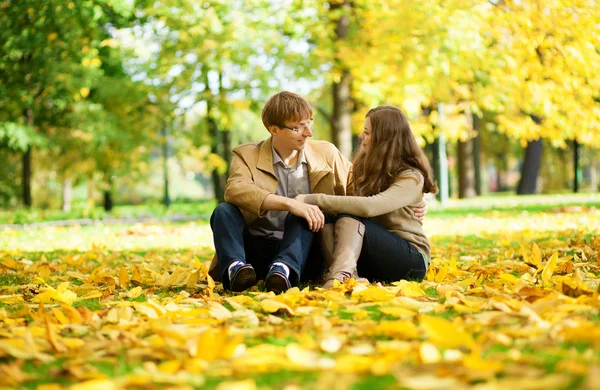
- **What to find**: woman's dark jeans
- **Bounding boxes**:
[336,214,427,282]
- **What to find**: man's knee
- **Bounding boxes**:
[284,212,307,228]
[210,202,242,225]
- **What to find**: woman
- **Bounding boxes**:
[297,106,437,287]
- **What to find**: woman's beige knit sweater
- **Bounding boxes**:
[302,169,430,264]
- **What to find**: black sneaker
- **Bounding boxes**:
[228,263,256,292]
[265,264,291,294]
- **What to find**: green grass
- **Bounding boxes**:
[2,193,599,225]
[352,374,397,390]
[0,199,217,224]
[73,298,104,311]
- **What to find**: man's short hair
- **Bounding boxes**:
[261,91,313,130]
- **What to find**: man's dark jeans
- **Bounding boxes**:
[210,202,320,290]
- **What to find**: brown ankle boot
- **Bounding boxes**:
[322,217,369,288]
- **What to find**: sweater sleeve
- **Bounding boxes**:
[302,171,424,217]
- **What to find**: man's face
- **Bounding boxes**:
[271,117,314,151]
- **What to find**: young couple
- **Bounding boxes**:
[209,91,437,293]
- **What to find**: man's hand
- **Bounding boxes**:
[288,199,324,232]
[411,196,428,221]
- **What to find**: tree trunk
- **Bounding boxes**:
[496,168,503,192]
[472,114,482,196]
[591,158,598,192]
[457,139,476,198]
[87,179,96,207]
[330,0,353,159]
[573,139,579,193]
[222,130,231,170]
[457,106,476,198]
[162,126,171,207]
[22,107,34,207]
[103,175,113,211]
[219,72,231,190]
[205,79,224,203]
[62,177,72,212]
[429,138,440,191]
[517,139,543,194]
[23,147,32,207]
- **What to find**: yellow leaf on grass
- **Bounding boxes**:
[62,337,85,350]
[371,320,418,339]
[51,308,69,324]
[70,379,116,390]
[434,265,448,282]
[286,343,318,368]
[499,273,519,284]
[335,355,373,373]
[186,271,198,288]
[131,265,142,286]
[0,295,25,304]
[419,315,475,349]
[379,306,415,318]
[158,360,181,374]
[463,354,503,373]
[260,299,295,315]
[394,280,426,297]
[61,305,82,323]
[46,317,66,353]
[125,286,143,299]
[216,379,257,390]
[320,335,343,353]
[38,265,51,280]
[541,252,559,284]
[209,302,233,320]
[135,303,160,319]
[196,329,242,361]
[119,266,129,288]
[352,286,396,302]
[33,286,77,305]
[1,258,19,270]
[420,342,441,364]
[530,242,542,269]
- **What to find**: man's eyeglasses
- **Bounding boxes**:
[279,118,314,134]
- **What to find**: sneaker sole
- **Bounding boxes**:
[265,273,290,294]
[231,267,257,292]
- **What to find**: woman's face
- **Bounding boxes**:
[360,117,372,153]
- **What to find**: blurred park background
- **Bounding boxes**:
[1,0,599,222]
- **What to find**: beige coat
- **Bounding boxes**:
[208,137,352,281]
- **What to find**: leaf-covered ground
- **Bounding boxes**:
[0,199,599,389]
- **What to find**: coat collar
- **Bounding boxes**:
[304,141,332,191]
[257,138,333,190]
[257,137,276,177]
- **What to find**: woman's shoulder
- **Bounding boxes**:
[395,169,424,186]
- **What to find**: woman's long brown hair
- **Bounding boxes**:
[351,106,438,196]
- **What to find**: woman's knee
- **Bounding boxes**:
[336,213,363,222]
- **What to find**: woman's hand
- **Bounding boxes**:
[411,197,428,221]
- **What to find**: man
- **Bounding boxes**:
[209,91,425,293]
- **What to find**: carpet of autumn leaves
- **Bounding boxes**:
[0,204,599,389]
